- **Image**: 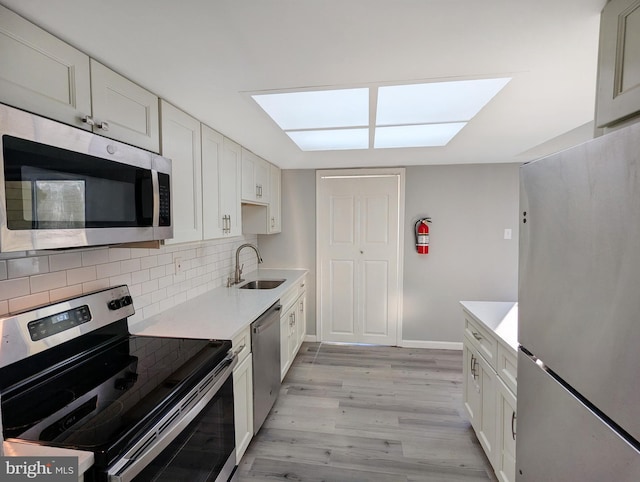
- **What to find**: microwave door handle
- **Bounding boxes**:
[151,169,159,227]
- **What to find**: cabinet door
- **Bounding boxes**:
[463,342,482,430]
[269,164,281,233]
[221,138,242,236]
[89,59,159,152]
[202,124,224,239]
[0,5,91,129]
[242,148,258,202]
[233,353,254,462]
[280,313,290,381]
[463,338,497,467]
[296,291,306,349]
[160,100,202,244]
[288,308,297,362]
[255,156,270,203]
[596,0,640,128]
[242,149,270,203]
[477,351,497,466]
[495,377,517,482]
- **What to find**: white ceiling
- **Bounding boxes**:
[1,0,607,169]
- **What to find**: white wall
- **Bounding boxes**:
[0,235,259,323]
[402,163,520,346]
[257,170,317,333]
[260,164,520,343]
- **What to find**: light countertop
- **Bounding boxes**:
[460,300,518,352]
[129,268,307,340]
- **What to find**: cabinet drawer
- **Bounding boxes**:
[464,313,498,370]
[232,326,251,364]
[280,276,306,311]
[497,344,518,396]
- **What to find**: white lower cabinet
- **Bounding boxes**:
[463,337,497,463]
[462,311,517,482]
[232,327,253,462]
[496,377,517,482]
[280,277,307,381]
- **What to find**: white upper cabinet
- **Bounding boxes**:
[242,163,281,235]
[241,148,270,204]
[202,127,242,239]
[221,138,243,236]
[0,5,160,152]
[160,100,202,244]
[596,0,640,129]
[269,164,282,233]
[0,5,91,128]
[89,60,159,152]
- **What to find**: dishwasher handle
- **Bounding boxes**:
[252,303,282,334]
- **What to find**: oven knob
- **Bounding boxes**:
[108,299,122,310]
[122,296,133,306]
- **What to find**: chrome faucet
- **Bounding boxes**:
[233,243,263,285]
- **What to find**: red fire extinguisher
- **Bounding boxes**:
[415,217,431,254]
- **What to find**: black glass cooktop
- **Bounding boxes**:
[0,322,230,466]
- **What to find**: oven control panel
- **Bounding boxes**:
[27,305,92,341]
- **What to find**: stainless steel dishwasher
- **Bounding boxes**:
[251,301,282,434]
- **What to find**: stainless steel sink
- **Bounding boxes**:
[238,279,285,290]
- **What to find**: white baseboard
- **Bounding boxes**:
[304,335,461,350]
[400,340,463,350]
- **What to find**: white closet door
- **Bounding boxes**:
[317,169,404,345]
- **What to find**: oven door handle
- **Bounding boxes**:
[107,351,238,482]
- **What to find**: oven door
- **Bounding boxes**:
[107,353,237,482]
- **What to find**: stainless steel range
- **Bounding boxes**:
[0,285,238,482]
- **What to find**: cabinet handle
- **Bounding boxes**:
[227,215,231,233]
[470,354,476,379]
[472,332,482,341]
[511,411,517,440]
[271,216,275,228]
[81,115,95,126]
[97,120,110,131]
[233,344,246,356]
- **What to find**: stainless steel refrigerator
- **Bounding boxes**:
[517,122,640,481]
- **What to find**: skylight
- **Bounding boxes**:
[251,78,510,151]
[252,88,369,130]
[376,78,511,125]
[374,123,466,149]
[287,128,369,151]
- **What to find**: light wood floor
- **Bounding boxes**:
[237,342,497,482]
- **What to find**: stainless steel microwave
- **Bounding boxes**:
[0,103,172,252]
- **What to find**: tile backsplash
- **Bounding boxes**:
[0,235,259,323]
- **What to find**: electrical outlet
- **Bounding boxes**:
[175,257,184,274]
[504,228,512,240]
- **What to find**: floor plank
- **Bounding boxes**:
[237,343,497,482]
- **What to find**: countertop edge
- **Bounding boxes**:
[460,300,519,354]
